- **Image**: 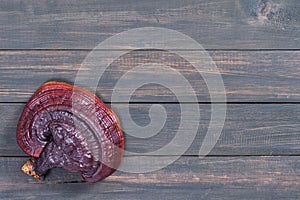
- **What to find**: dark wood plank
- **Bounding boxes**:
[0,0,299,49]
[1,156,300,199]
[2,103,300,156]
[0,50,299,102]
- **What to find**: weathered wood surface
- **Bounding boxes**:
[1,103,300,156]
[1,0,299,199]
[0,0,299,49]
[1,156,300,199]
[0,50,299,102]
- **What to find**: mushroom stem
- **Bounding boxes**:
[21,159,44,181]
[21,142,58,181]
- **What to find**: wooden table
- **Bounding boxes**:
[0,0,299,199]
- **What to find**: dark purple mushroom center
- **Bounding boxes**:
[31,109,101,179]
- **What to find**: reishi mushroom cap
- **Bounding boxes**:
[16,81,124,182]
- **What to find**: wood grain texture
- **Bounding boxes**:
[2,103,300,156]
[0,50,299,102]
[1,0,299,198]
[0,0,299,49]
[1,156,300,199]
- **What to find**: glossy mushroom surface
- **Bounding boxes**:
[16,81,124,182]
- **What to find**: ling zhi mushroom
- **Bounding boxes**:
[16,81,124,182]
